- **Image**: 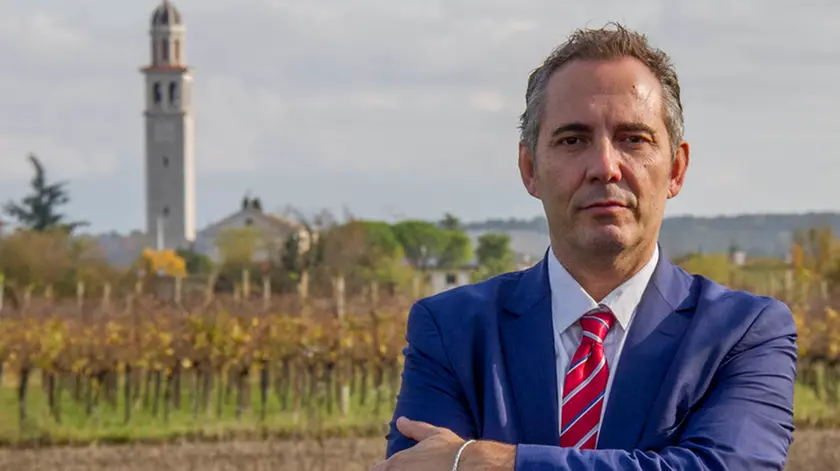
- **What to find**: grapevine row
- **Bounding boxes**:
[0,292,835,434]
[0,294,411,433]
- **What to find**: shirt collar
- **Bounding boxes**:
[547,245,659,333]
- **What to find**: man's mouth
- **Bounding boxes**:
[583,200,626,209]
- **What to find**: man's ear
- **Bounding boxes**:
[667,141,690,199]
[519,141,540,199]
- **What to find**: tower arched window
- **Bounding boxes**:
[161,39,169,62]
[163,207,170,217]
[153,82,163,105]
[169,82,180,106]
[162,156,169,167]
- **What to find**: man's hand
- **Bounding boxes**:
[371,417,465,471]
[371,417,516,471]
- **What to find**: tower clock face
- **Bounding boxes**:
[153,121,176,143]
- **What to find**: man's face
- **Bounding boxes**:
[519,57,689,258]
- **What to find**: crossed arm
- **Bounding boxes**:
[376,300,797,471]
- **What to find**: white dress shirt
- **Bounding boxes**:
[547,245,659,439]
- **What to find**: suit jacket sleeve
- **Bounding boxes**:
[385,300,476,458]
[515,299,798,471]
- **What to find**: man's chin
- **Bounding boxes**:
[576,227,630,254]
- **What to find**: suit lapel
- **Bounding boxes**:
[597,255,695,450]
[499,255,559,446]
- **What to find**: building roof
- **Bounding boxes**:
[198,207,305,237]
[151,0,182,27]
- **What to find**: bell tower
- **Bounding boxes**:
[141,0,196,250]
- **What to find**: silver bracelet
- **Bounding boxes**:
[452,439,477,471]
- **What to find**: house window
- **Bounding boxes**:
[445,273,457,285]
[245,217,253,226]
[162,156,169,167]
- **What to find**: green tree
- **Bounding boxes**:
[473,232,516,281]
[0,229,119,298]
[438,213,461,231]
[275,208,338,295]
[476,232,513,265]
[176,248,214,275]
[321,220,369,278]
[437,229,472,269]
[361,221,402,258]
[392,220,449,269]
[360,221,414,287]
[274,229,317,292]
[4,154,87,233]
[281,231,306,275]
[317,219,415,290]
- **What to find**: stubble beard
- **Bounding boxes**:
[576,224,628,263]
[548,216,628,269]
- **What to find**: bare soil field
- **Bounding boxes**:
[0,430,833,470]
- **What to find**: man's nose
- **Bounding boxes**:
[586,138,622,183]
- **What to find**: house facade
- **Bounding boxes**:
[192,198,310,263]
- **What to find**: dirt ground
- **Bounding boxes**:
[0,430,833,470]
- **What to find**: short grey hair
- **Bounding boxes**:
[519,23,685,156]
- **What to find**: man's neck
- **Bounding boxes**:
[550,242,657,302]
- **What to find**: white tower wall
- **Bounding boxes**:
[142,1,195,251]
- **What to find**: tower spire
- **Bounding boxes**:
[141,0,195,250]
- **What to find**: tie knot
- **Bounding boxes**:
[579,307,614,344]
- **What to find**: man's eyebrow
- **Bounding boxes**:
[615,122,657,136]
[549,123,592,137]
[549,122,659,139]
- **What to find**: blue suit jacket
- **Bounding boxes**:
[385,252,797,470]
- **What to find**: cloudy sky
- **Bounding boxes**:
[1,0,838,233]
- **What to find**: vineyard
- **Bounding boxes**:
[0,277,414,444]
[0,269,838,445]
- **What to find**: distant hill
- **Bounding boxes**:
[464,212,840,259]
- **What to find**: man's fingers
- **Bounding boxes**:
[370,460,386,471]
[396,416,441,441]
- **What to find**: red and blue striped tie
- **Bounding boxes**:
[560,307,615,449]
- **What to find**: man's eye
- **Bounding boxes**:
[559,137,581,146]
[624,135,648,144]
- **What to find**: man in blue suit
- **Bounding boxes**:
[371,23,797,471]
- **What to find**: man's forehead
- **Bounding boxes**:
[547,58,659,92]
[542,59,663,116]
